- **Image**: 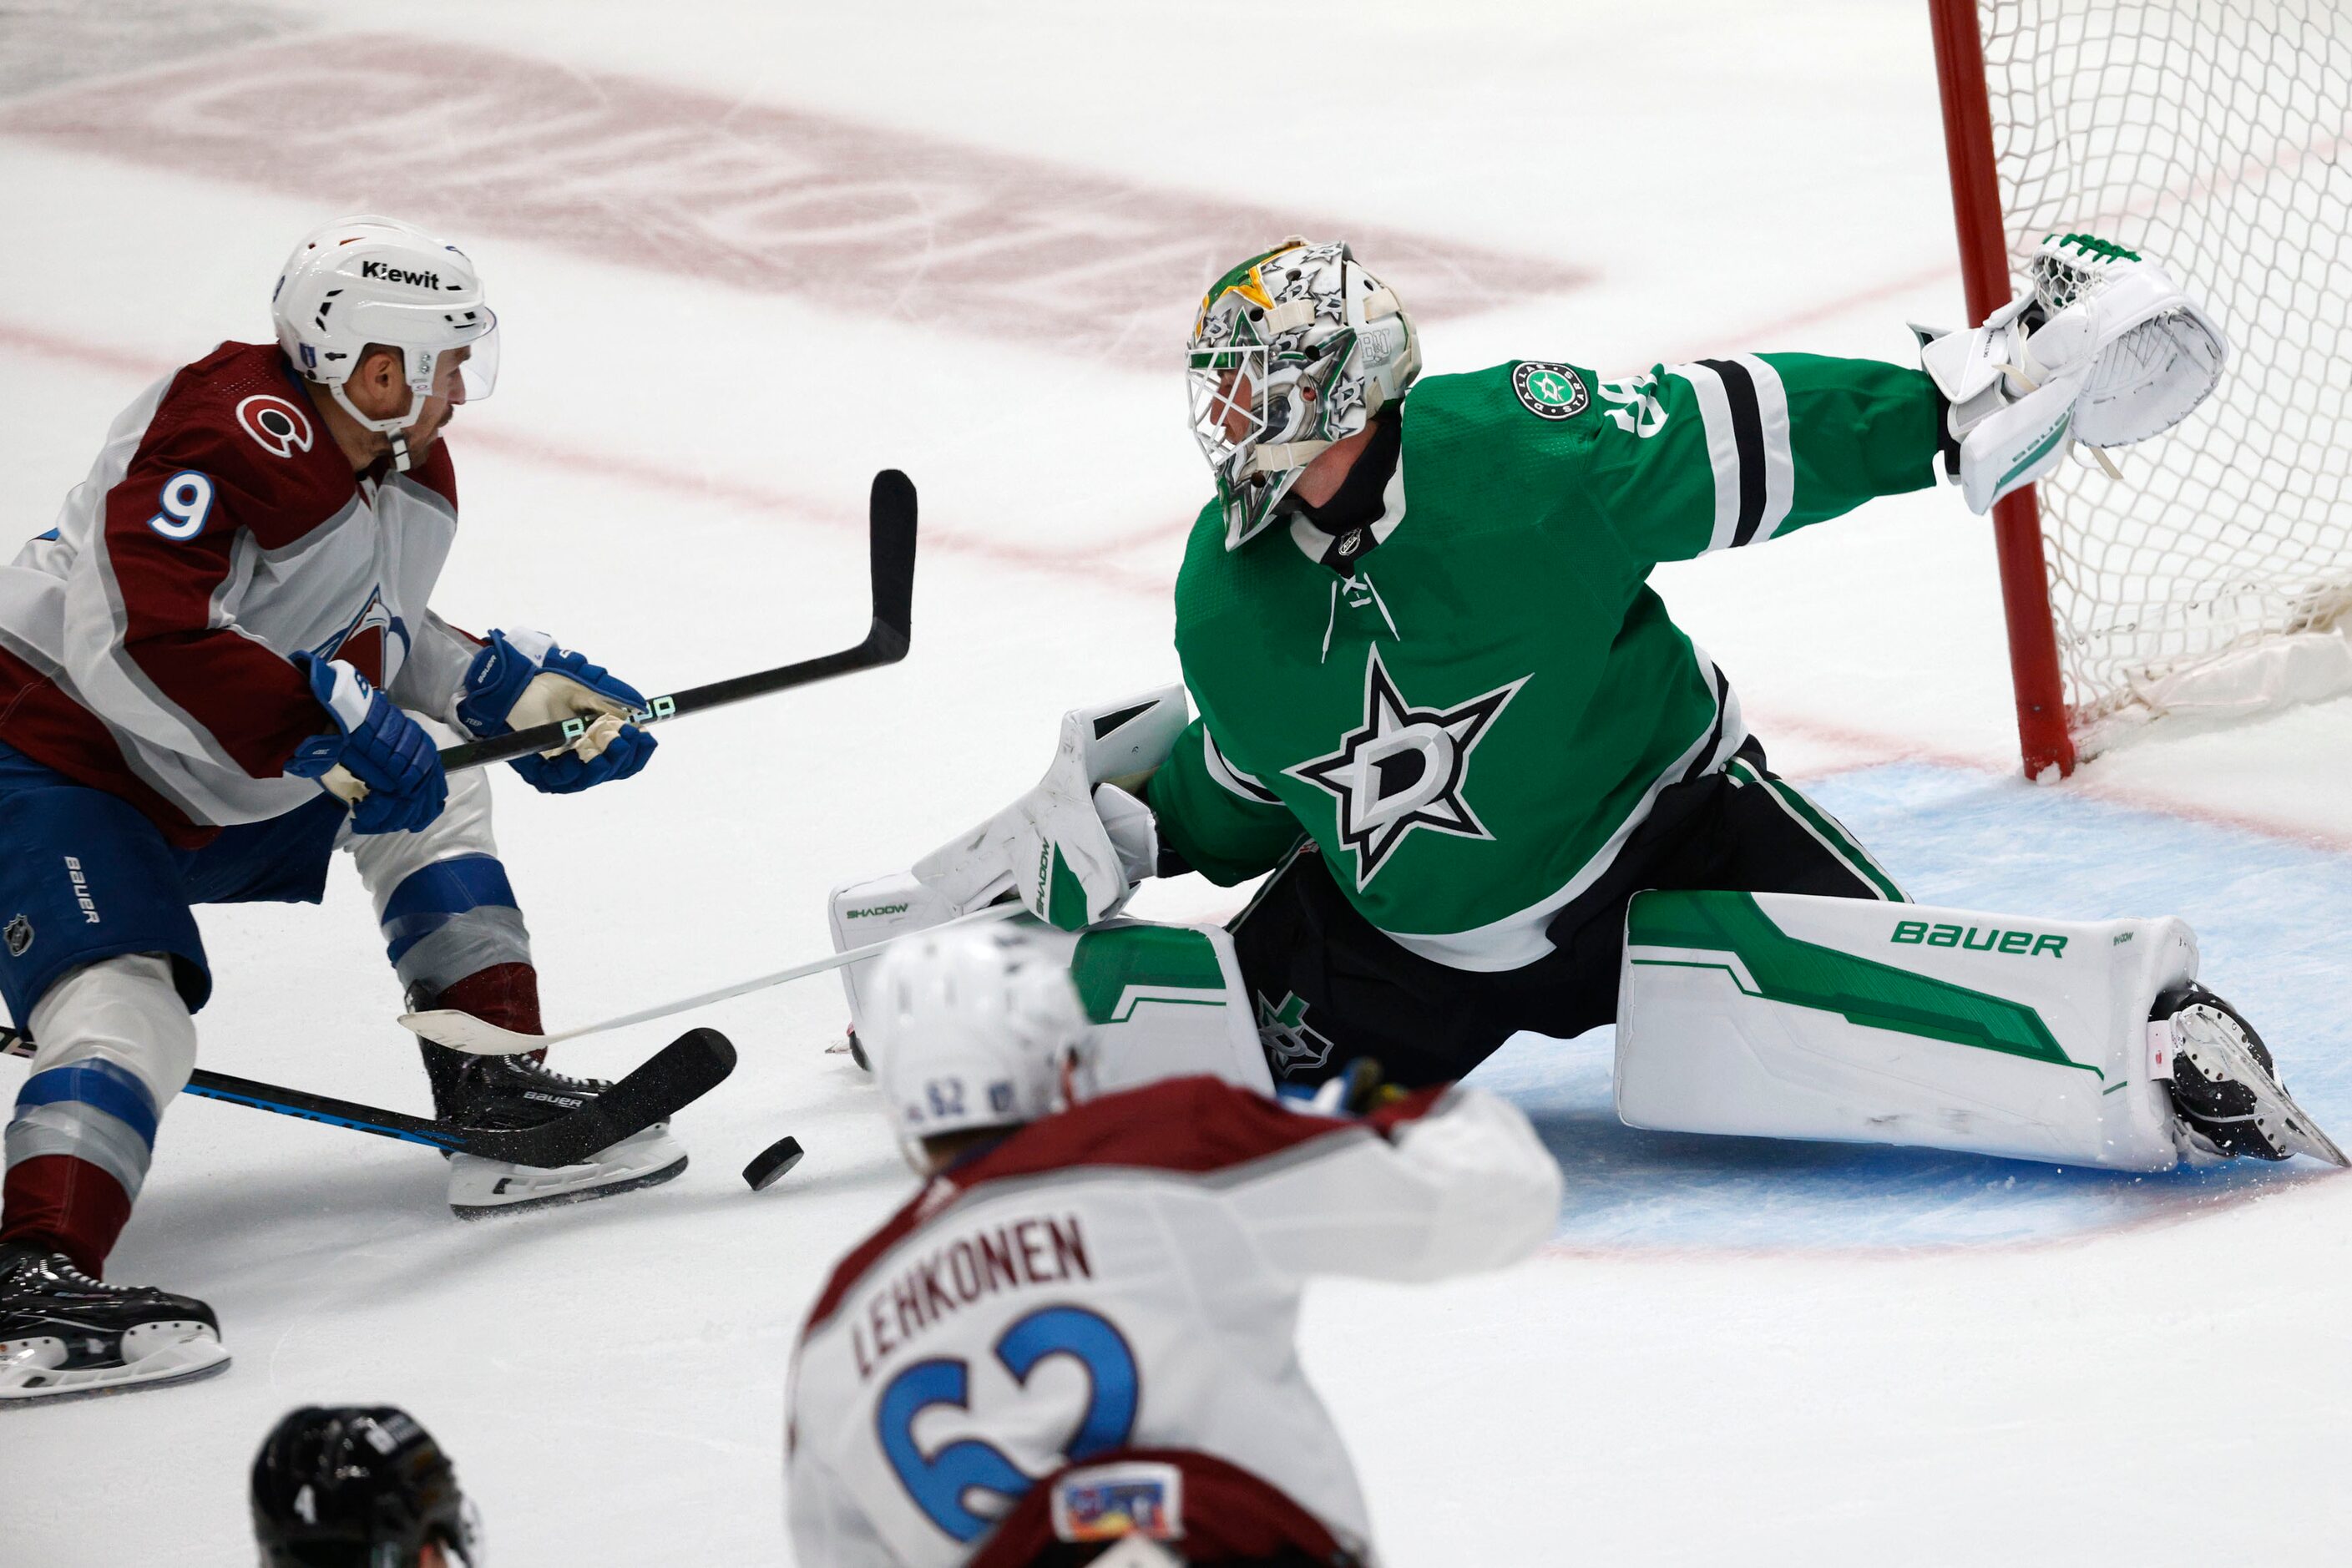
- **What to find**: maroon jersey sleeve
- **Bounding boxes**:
[84,354,352,776]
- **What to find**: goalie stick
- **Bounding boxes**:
[437,469,918,772]
[0,1024,738,1169]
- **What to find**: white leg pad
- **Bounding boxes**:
[1615,891,2198,1171]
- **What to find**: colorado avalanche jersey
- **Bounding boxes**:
[786,1076,1562,1567]
[0,341,479,842]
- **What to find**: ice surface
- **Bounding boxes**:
[2,3,2347,1563]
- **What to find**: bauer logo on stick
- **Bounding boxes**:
[1512,361,1589,420]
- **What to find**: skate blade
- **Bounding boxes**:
[449,1124,690,1217]
[2272,1094,2351,1168]
[2181,1016,2349,1168]
[451,1153,686,1218]
[0,1326,230,1407]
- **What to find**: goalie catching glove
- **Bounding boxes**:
[455,628,656,793]
[1920,233,2228,513]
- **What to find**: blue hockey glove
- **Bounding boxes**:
[456,628,657,796]
[286,653,448,835]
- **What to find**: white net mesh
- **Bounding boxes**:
[1979,0,2352,752]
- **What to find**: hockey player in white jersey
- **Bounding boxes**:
[786,923,1562,1567]
[0,215,670,1404]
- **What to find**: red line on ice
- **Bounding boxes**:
[1751,709,2352,855]
[0,34,1592,372]
[10,319,2350,857]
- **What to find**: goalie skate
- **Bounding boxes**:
[2153,985,2349,1167]
[0,1245,230,1405]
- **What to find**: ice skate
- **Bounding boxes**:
[422,1043,688,1217]
[2154,984,2348,1166]
[0,1243,228,1405]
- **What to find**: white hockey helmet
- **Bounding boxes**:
[271,215,498,465]
[1186,237,1420,550]
[865,922,1095,1171]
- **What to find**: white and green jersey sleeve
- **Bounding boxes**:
[1152,353,1942,969]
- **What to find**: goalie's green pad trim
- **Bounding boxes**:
[1070,925,1232,1026]
[1626,890,2092,1076]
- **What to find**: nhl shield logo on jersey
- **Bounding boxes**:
[1286,646,1528,889]
[1511,361,1589,420]
[3,914,31,959]
[235,393,316,459]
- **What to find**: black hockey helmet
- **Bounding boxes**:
[250,1405,482,1567]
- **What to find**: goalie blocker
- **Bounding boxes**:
[1616,890,2344,1171]
[829,686,1277,1098]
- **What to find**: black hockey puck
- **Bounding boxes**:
[742,1136,805,1191]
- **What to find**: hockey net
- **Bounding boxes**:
[1972,0,2352,756]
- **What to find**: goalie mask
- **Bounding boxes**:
[1187,238,1420,550]
[271,214,499,472]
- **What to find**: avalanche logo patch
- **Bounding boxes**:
[1511,361,1588,420]
[235,393,316,459]
[1286,646,1527,889]
[310,587,409,689]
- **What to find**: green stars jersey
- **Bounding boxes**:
[1146,353,1943,971]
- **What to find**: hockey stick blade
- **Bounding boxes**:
[0,1026,737,1169]
[400,902,1024,1055]
[510,1025,738,1168]
[437,469,918,772]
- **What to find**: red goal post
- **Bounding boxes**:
[1930,0,2077,781]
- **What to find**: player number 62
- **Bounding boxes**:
[877,1303,1140,1543]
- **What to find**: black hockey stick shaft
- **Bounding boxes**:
[437,469,918,772]
[0,1025,738,1170]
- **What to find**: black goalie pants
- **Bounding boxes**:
[1228,738,1907,1090]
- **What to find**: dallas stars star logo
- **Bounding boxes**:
[1257,991,1335,1078]
[1286,646,1528,890]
